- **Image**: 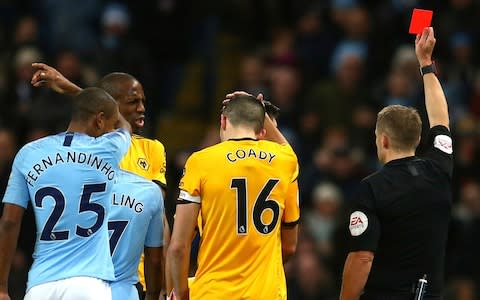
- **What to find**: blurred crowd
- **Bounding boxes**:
[1,0,480,299]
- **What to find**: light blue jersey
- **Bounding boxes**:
[108,170,164,300]
[2,129,130,291]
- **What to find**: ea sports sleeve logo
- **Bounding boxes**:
[349,211,368,236]
[433,135,453,154]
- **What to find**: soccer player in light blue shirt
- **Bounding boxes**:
[0,88,131,300]
[109,170,164,300]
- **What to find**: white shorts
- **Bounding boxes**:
[24,276,111,300]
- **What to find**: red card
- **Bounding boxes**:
[409,9,433,35]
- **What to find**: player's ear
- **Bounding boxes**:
[95,112,106,130]
[220,114,227,131]
[257,128,266,140]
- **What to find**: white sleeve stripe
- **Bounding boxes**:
[179,190,201,203]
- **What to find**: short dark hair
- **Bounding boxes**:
[222,95,266,134]
[376,105,422,151]
[96,72,137,101]
[264,100,280,120]
[71,87,118,121]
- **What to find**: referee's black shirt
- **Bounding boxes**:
[347,125,453,299]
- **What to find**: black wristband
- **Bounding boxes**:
[420,62,437,76]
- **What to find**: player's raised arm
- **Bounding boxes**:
[255,93,289,145]
[116,112,132,133]
[31,62,82,95]
[415,27,450,129]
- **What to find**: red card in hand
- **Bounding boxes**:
[409,9,433,35]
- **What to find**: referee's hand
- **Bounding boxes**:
[415,27,436,67]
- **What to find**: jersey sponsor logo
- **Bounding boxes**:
[137,158,150,171]
[349,211,368,236]
[433,135,453,154]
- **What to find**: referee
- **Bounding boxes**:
[340,27,452,300]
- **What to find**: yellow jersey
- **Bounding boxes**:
[119,134,167,186]
[179,138,300,300]
[119,134,167,290]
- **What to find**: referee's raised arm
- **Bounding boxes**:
[415,27,450,130]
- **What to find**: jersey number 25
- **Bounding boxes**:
[35,183,106,241]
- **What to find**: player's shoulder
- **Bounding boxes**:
[18,133,60,154]
[187,142,229,163]
[258,140,295,151]
[131,134,165,147]
[258,141,298,160]
[192,142,220,155]
[125,172,162,207]
[131,133,151,142]
[118,169,161,191]
[118,170,155,186]
[130,134,166,160]
[99,128,129,140]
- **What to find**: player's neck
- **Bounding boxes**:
[223,127,257,141]
[66,121,93,136]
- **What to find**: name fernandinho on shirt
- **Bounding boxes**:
[26,151,116,186]
[226,148,276,163]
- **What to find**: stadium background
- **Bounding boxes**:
[0,0,479,299]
